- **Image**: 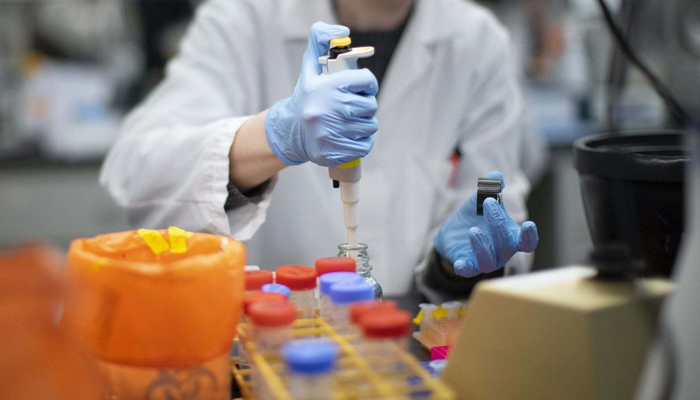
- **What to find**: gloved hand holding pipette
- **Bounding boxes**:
[265,22,379,167]
[434,171,539,278]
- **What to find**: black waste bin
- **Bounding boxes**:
[574,131,687,277]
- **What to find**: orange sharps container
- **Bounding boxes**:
[62,229,246,400]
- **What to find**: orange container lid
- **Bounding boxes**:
[361,309,412,339]
[248,301,296,328]
[245,270,274,291]
[315,257,356,275]
[349,300,398,325]
[275,265,317,290]
[243,291,287,315]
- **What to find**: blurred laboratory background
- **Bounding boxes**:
[0,0,679,269]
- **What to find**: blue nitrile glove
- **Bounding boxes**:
[434,171,539,278]
[265,22,379,167]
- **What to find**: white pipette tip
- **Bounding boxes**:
[347,227,358,248]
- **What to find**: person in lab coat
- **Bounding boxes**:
[101,0,540,301]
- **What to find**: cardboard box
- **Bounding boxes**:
[442,267,673,400]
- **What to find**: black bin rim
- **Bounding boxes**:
[574,130,688,183]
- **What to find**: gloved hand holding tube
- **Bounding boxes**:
[265,22,379,167]
[434,171,539,278]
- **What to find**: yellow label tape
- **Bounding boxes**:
[138,229,170,255]
[92,257,108,272]
[168,226,188,254]
[413,306,466,325]
[413,309,423,326]
[337,158,361,169]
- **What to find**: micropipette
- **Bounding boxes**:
[318,37,375,248]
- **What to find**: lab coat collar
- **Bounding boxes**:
[279,0,459,46]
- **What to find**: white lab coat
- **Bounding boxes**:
[101,0,534,296]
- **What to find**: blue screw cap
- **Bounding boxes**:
[329,279,374,304]
[319,272,362,296]
[282,339,339,374]
[261,283,291,299]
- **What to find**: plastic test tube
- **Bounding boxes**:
[441,301,462,345]
[261,283,291,299]
[282,339,339,400]
[442,301,461,321]
[275,265,318,319]
[319,272,362,319]
[327,280,374,329]
[349,300,398,325]
[418,303,438,344]
[239,292,287,368]
[359,309,412,371]
[245,270,274,294]
[248,301,297,398]
[315,257,356,304]
[248,300,297,356]
[242,292,287,323]
[346,299,398,339]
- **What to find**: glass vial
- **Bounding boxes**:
[337,243,383,298]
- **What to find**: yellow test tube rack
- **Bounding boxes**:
[232,316,454,400]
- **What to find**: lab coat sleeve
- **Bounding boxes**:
[416,17,533,302]
[99,0,272,239]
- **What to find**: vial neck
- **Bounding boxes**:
[356,257,372,274]
[338,246,371,273]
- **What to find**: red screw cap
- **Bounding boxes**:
[245,270,274,291]
[243,291,286,316]
[315,257,356,276]
[361,309,412,339]
[248,301,297,328]
[275,265,317,290]
[349,300,397,325]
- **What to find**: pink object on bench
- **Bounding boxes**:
[430,345,451,360]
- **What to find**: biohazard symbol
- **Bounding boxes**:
[145,367,219,400]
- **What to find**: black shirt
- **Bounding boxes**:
[331,2,414,91]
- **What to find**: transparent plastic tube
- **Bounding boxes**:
[441,301,462,345]
[359,310,412,373]
[348,300,398,337]
[249,301,296,356]
[319,272,362,320]
[276,265,317,319]
[248,301,296,399]
[418,303,441,345]
[327,280,373,330]
[290,289,315,319]
[239,293,287,370]
[282,340,339,400]
[245,270,274,295]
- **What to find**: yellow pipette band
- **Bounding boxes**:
[330,37,351,48]
[337,158,361,169]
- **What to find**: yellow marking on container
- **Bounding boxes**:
[92,257,108,271]
[413,305,466,325]
[168,226,188,254]
[137,229,170,255]
[413,309,424,325]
